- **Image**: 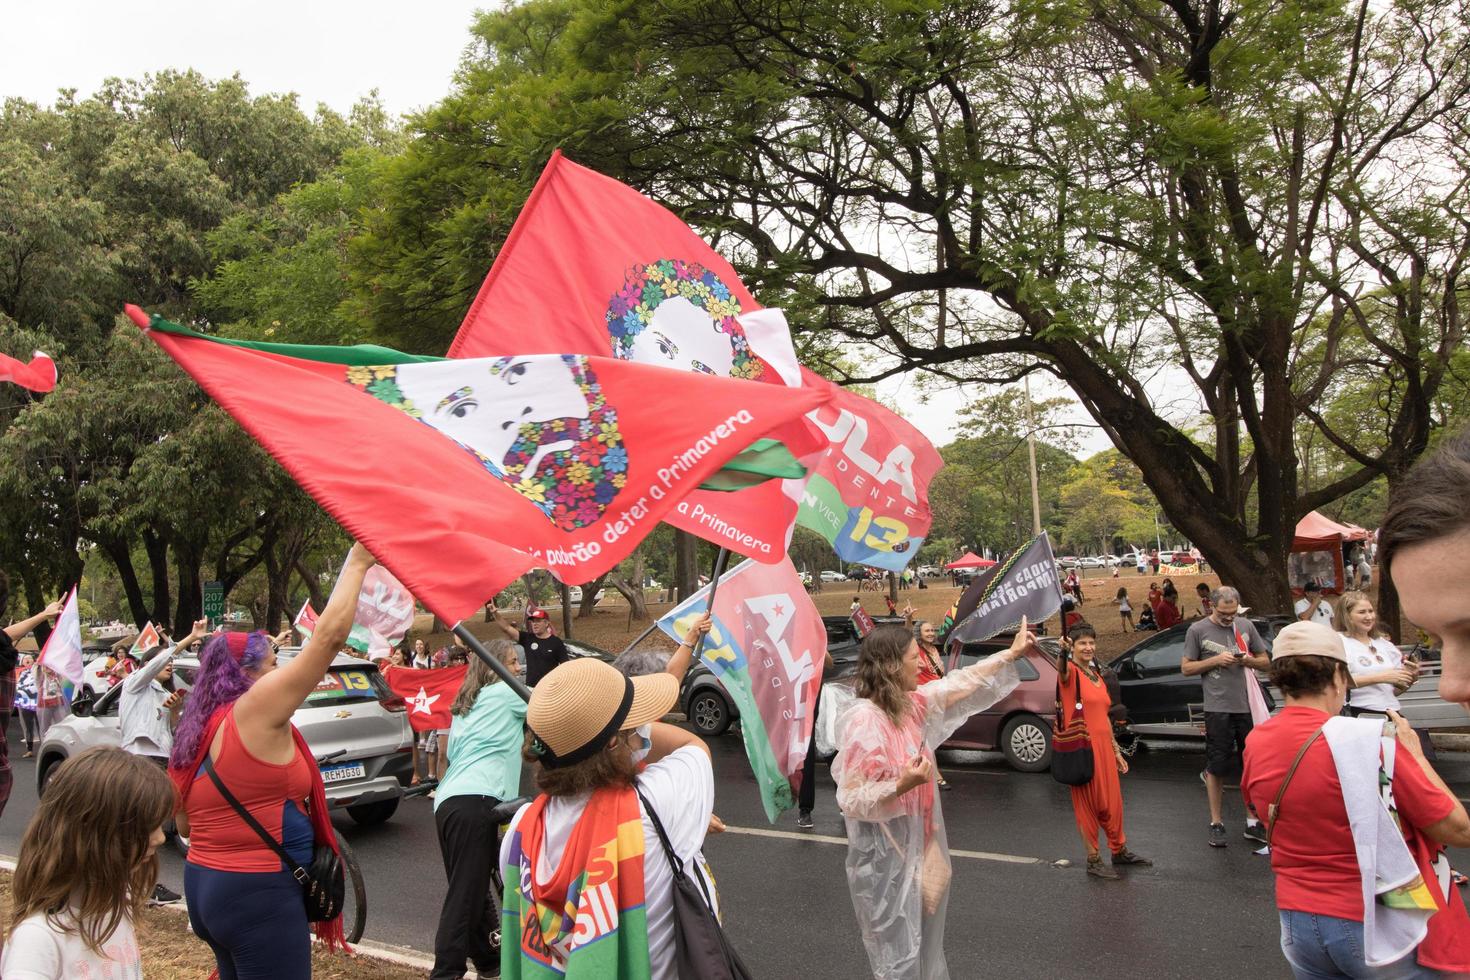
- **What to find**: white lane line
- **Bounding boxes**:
[719,825,1042,865]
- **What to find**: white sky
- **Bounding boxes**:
[3,0,1128,456]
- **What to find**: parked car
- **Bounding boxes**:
[1078,557,1103,569]
[1160,550,1198,565]
[917,565,939,578]
[1110,618,1284,729]
[939,637,1064,771]
[819,570,847,583]
[566,586,606,604]
[38,651,414,826]
[1058,556,1080,568]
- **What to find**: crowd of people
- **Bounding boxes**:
[0,430,1468,979]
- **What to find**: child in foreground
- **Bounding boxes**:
[3,746,174,979]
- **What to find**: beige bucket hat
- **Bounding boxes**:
[526,658,679,768]
[1271,621,1348,663]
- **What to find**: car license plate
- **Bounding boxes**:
[320,762,366,784]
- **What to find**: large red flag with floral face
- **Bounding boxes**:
[448,151,824,561]
[129,307,829,624]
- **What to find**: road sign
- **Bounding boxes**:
[202,581,225,624]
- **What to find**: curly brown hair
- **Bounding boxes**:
[10,747,174,954]
[856,624,918,725]
[523,731,640,797]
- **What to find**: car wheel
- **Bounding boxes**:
[37,755,64,796]
[689,690,732,736]
[346,797,400,827]
[1001,714,1052,772]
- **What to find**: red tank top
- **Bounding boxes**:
[184,708,316,872]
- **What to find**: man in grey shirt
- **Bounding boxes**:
[1181,588,1270,848]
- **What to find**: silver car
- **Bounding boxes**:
[37,651,415,826]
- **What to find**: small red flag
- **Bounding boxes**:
[382,664,467,731]
[0,350,57,393]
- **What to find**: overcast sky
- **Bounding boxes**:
[4,0,1124,455]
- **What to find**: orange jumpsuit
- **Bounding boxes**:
[1059,666,1127,855]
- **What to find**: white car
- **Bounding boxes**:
[567,586,606,604]
[819,570,847,583]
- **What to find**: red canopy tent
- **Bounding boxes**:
[945,552,998,570]
[1290,511,1372,595]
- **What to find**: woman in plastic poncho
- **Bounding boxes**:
[834,618,1034,979]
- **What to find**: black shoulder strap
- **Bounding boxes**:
[202,754,307,879]
[634,785,716,909]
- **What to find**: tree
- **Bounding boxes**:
[383,0,1467,613]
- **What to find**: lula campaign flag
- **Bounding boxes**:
[946,532,1064,646]
[795,368,944,573]
[355,565,416,658]
[0,350,57,393]
[36,586,83,699]
[656,557,827,822]
[447,151,827,561]
[127,621,162,660]
[381,664,467,731]
[129,306,829,625]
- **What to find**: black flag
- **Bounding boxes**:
[944,532,1064,646]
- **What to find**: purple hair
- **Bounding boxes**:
[169,632,272,770]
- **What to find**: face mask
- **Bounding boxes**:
[629,724,653,765]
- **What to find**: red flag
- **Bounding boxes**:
[448,151,823,560]
[851,604,876,638]
[128,307,829,625]
[0,350,57,393]
[382,664,466,731]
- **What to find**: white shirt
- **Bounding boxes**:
[119,649,176,758]
[502,746,715,980]
[1345,635,1405,712]
[2,910,142,980]
[1295,597,1336,629]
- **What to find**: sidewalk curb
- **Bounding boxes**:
[0,854,443,972]
[1432,733,1470,753]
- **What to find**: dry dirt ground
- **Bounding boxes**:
[0,871,423,979]
[415,567,1237,662]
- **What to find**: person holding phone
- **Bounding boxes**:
[1182,586,1271,848]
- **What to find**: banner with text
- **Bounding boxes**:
[947,532,1064,646]
[657,557,827,822]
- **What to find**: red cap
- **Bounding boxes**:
[527,608,549,620]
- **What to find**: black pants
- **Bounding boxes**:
[799,687,822,812]
[432,795,502,980]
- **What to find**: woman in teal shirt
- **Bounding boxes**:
[431,637,526,980]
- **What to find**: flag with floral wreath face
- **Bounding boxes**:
[129,306,828,625]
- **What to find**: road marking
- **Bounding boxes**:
[719,825,1042,865]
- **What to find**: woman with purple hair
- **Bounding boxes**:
[169,543,375,980]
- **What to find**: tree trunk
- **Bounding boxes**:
[172,545,204,635]
[100,536,150,630]
[143,530,171,628]
[22,574,52,648]
[673,529,698,602]
[263,550,290,635]
[887,572,899,604]
[608,550,649,622]
[292,559,326,611]
[577,572,609,619]
[557,580,574,639]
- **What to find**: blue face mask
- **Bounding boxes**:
[629,724,653,765]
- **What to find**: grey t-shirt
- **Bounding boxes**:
[1182,617,1267,713]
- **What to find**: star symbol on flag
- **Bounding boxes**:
[773,603,785,617]
[409,686,440,715]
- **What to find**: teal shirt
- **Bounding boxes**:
[433,682,528,810]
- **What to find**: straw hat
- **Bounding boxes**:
[1271,621,1347,663]
[527,658,679,768]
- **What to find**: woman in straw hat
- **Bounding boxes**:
[1243,621,1470,978]
[499,612,712,979]
[834,617,1035,980]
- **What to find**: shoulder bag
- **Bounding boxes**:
[1050,667,1095,786]
[203,754,345,923]
[635,786,755,980]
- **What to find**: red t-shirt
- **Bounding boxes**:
[1243,707,1470,971]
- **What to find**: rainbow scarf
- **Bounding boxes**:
[501,786,652,979]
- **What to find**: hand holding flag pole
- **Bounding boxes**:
[692,548,732,661]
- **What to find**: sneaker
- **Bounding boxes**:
[1208,822,1228,848]
[1111,849,1152,867]
[1086,856,1119,879]
[149,883,182,906]
[1242,823,1267,846]
[796,810,814,830]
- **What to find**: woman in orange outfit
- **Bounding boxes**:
[1057,623,1150,878]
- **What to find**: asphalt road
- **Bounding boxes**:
[6,722,1470,979]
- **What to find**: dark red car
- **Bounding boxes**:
[940,637,1063,771]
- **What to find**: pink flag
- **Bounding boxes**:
[0,350,57,393]
[37,586,83,698]
[657,556,828,820]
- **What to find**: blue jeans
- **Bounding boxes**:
[1280,910,1441,979]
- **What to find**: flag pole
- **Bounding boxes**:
[692,548,731,659]
[453,623,533,703]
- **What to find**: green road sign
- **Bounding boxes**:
[202,581,225,623]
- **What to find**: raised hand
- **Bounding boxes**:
[1005,616,1039,660]
[682,611,713,646]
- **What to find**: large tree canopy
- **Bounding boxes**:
[348,0,1467,617]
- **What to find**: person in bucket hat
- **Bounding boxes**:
[498,613,712,979]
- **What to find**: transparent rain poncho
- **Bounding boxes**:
[831,659,1022,980]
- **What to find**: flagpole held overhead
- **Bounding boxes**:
[453,624,533,703]
[692,548,731,660]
